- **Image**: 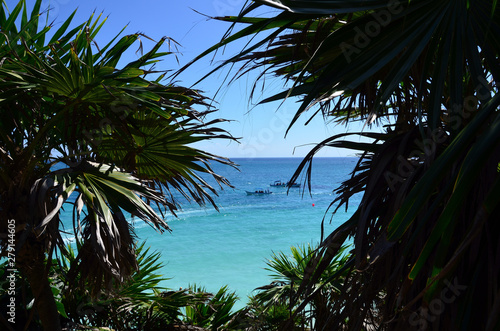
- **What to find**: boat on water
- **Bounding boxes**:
[270,180,300,188]
[246,189,272,195]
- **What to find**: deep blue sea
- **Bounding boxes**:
[62,157,361,309]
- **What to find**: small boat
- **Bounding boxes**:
[270,180,300,188]
[270,180,286,187]
[246,189,272,195]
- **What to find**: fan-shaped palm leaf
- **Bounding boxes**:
[185,0,500,329]
[0,1,236,329]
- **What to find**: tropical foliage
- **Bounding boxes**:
[238,297,296,331]
[252,244,350,329]
[60,243,211,330]
[1,243,210,330]
[184,285,240,330]
[251,244,351,329]
[0,1,234,329]
[182,0,500,330]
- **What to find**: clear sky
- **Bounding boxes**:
[6,0,372,158]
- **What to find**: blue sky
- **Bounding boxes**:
[7,0,372,157]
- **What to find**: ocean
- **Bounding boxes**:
[133,157,359,307]
[61,157,361,309]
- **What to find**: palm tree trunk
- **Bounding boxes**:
[18,242,62,331]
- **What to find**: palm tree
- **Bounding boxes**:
[0,1,235,330]
[1,243,210,330]
[181,0,500,329]
[184,285,240,330]
[60,243,210,330]
[253,244,351,329]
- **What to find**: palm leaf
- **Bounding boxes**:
[185,0,500,329]
[0,2,236,328]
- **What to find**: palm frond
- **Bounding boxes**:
[185,0,500,329]
[0,2,236,328]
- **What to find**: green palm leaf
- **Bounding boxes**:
[186,0,500,329]
[0,2,236,329]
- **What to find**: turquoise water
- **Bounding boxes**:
[62,157,361,308]
[133,157,360,307]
